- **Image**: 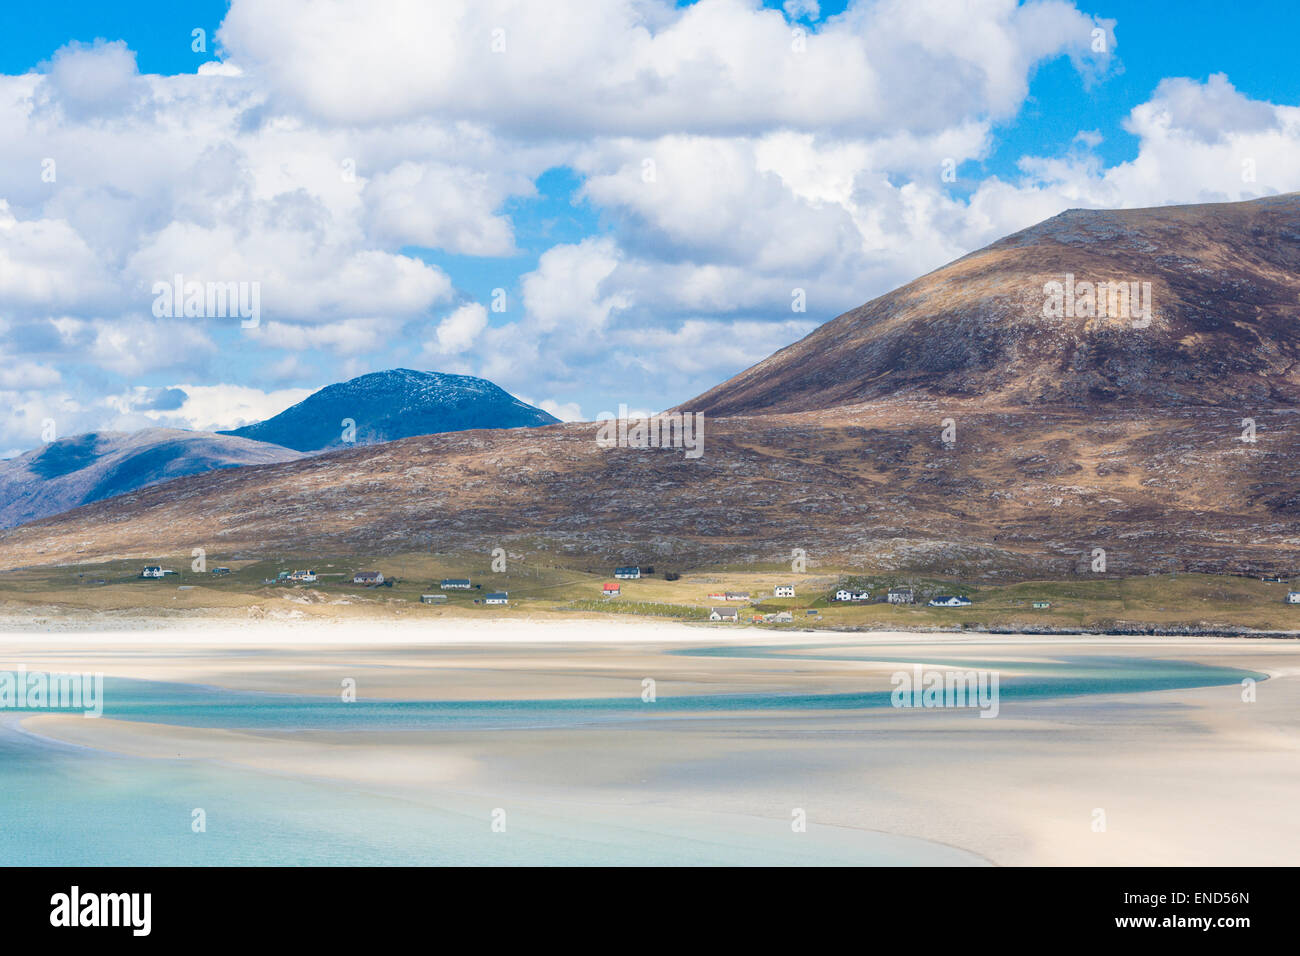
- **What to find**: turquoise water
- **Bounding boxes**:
[0,648,1261,865]
[0,720,985,865]
[672,645,1265,705]
[0,652,1262,731]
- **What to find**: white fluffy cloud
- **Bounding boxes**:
[89,318,218,377]
[4,1,1300,453]
[364,161,523,256]
[521,238,630,333]
[0,357,59,390]
[216,0,1109,135]
[104,383,313,432]
[251,318,404,356]
[1007,73,1300,207]
[0,201,119,313]
[39,39,146,120]
[532,398,585,422]
[783,0,821,19]
[429,302,490,355]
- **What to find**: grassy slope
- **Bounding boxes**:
[0,552,1297,631]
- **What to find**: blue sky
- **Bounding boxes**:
[1,0,1298,454]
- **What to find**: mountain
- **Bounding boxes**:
[220,369,560,452]
[684,193,1300,416]
[3,404,1297,577]
[4,196,1299,576]
[0,429,303,530]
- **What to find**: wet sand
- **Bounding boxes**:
[7,620,1300,865]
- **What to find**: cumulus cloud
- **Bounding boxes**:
[131,386,188,411]
[1011,73,1300,207]
[521,238,629,332]
[105,383,313,432]
[126,223,454,324]
[0,202,118,313]
[216,0,1110,135]
[89,317,218,377]
[0,388,84,450]
[251,317,404,356]
[364,161,522,256]
[0,359,60,390]
[429,302,490,355]
[1135,73,1278,145]
[4,1,1300,454]
[533,398,584,422]
[38,39,145,119]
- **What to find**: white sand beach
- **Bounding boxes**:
[4,619,1299,865]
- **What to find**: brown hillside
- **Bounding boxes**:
[683,194,1300,416]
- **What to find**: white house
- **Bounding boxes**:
[614,566,641,579]
[141,566,164,579]
[774,585,795,598]
[1287,592,1300,605]
[485,592,509,605]
[289,570,317,583]
[835,589,870,602]
[928,595,972,607]
[709,607,739,622]
[887,587,914,604]
[602,582,621,597]
[353,571,385,586]
[440,578,472,589]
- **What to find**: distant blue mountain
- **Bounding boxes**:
[0,429,304,529]
[219,368,560,453]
